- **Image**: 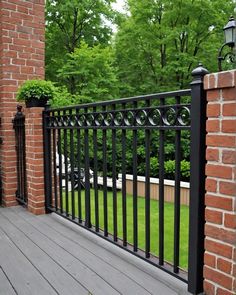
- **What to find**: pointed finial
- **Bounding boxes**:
[16,105,23,113]
[191,63,209,85]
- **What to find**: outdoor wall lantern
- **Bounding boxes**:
[218,16,236,71]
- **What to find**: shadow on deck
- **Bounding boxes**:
[0,206,190,295]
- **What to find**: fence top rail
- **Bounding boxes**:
[45,89,191,113]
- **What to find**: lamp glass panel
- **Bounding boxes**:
[224,28,233,44]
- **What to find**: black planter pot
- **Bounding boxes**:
[25,97,48,108]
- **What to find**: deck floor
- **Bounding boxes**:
[0,206,189,295]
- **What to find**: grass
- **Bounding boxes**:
[63,189,189,269]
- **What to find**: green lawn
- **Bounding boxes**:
[63,189,189,269]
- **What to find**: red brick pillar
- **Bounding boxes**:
[25,107,45,215]
[0,0,45,206]
[204,70,236,295]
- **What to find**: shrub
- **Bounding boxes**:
[17,80,55,102]
[164,160,190,181]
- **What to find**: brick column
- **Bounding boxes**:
[25,107,45,215]
[0,0,45,206]
[204,70,236,295]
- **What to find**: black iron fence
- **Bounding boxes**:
[43,65,208,294]
[13,106,27,205]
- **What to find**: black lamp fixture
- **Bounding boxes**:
[218,16,236,71]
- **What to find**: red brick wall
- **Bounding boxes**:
[204,70,236,295]
[0,0,45,206]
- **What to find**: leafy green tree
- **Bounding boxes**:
[57,42,118,102]
[114,0,235,97]
[46,0,234,178]
[46,0,116,93]
[52,86,76,107]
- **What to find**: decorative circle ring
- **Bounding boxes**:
[69,115,76,127]
[77,114,86,126]
[136,110,147,126]
[124,111,135,126]
[104,113,113,126]
[177,107,190,126]
[53,117,58,127]
[162,107,176,126]
[62,115,70,127]
[86,114,94,126]
[95,113,104,126]
[148,109,161,126]
[58,117,63,127]
[114,112,123,126]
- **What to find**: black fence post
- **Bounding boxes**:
[43,105,52,213]
[188,63,209,294]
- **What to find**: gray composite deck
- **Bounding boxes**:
[0,206,189,295]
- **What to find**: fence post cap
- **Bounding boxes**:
[192,63,209,76]
[14,105,24,120]
[16,105,23,113]
[191,63,209,84]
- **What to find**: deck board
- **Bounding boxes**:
[32,211,179,295]
[0,225,57,295]
[0,206,189,295]
[0,267,16,295]
[14,207,160,295]
[0,211,88,295]
[0,209,117,295]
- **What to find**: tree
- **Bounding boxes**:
[57,42,118,103]
[114,0,235,97]
[46,0,234,177]
[111,0,234,178]
[46,0,116,93]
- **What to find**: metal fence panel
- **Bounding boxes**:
[43,65,208,294]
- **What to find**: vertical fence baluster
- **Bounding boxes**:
[112,104,118,242]
[133,101,138,252]
[174,96,181,273]
[122,103,127,246]
[76,109,82,222]
[52,113,58,211]
[84,108,91,228]
[188,64,208,294]
[159,97,165,265]
[57,113,63,214]
[63,110,69,217]
[93,107,99,232]
[70,110,75,219]
[145,100,151,258]
[102,106,108,236]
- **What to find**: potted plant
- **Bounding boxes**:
[17,80,55,108]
